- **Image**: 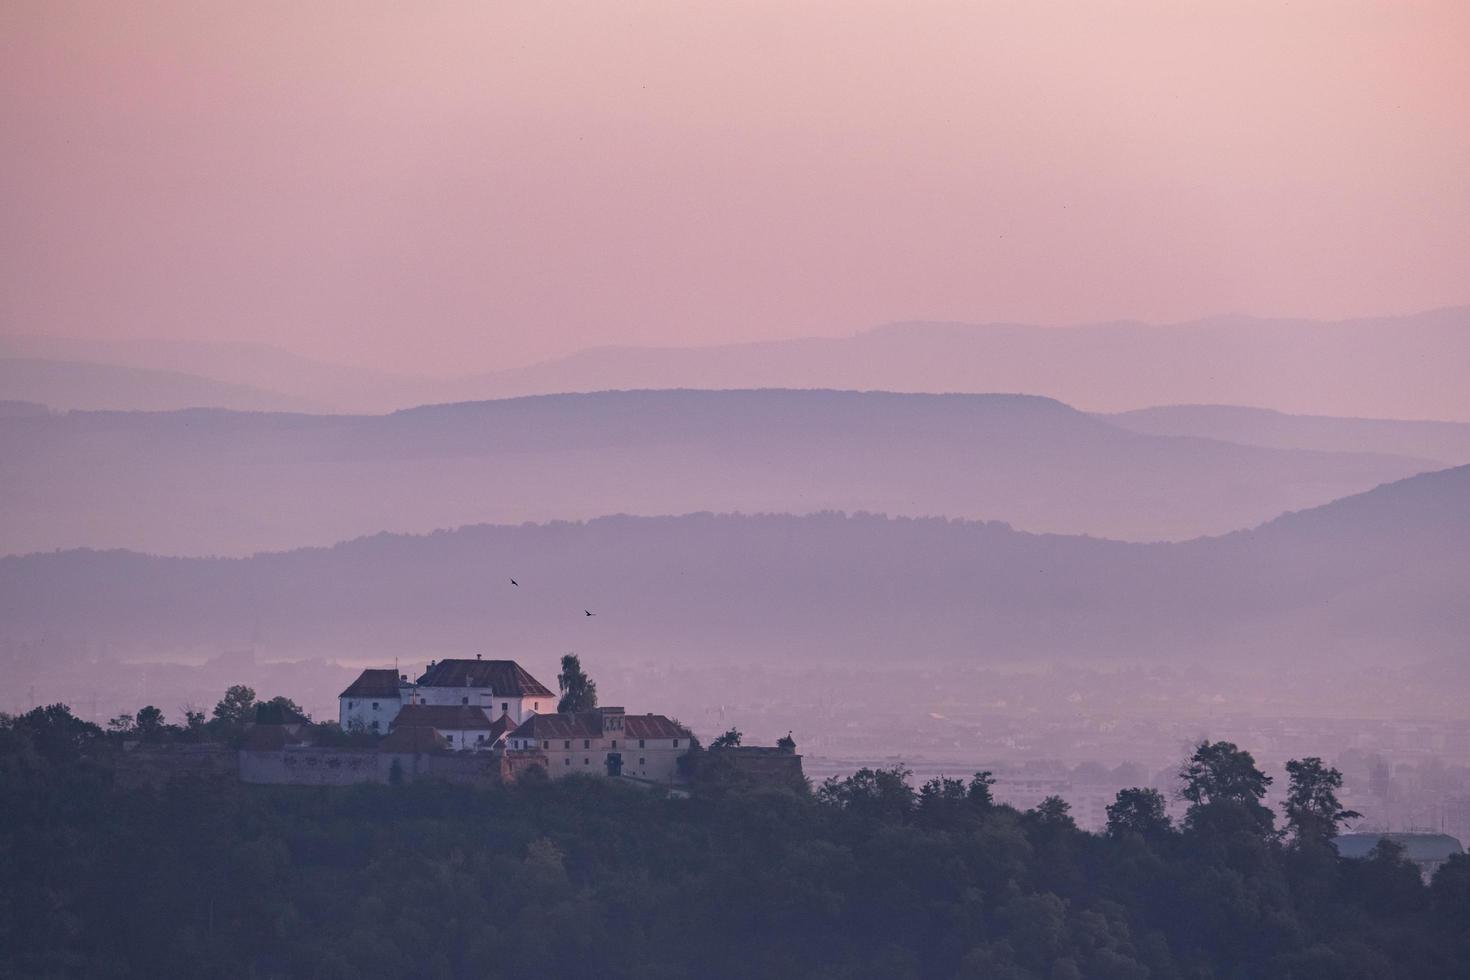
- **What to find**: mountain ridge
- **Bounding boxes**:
[0,389,1437,555]
[2,465,1464,669]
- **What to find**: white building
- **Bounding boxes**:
[506,706,691,784]
[338,669,415,733]
[414,657,554,724]
[389,704,514,751]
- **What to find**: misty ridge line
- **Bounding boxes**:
[2,464,1466,669]
[4,304,1469,419]
[1,388,1457,556]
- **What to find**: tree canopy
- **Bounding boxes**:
[556,653,598,713]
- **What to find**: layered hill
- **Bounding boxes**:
[460,307,1470,421]
[6,307,1468,419]
[1105,405,1470,467]
[1,465,1465,668]
[0,390,1436,555]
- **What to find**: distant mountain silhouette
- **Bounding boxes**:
[1105,405,1470,466]
[460,308,1470,422]
[0,390,1437,555]
[0,335,451,413]
[6,307,1468,419]
[0,358,321,413]
[2,466,1463,668]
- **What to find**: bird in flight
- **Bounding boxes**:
[584,609,596,617]
[510,578,519,587]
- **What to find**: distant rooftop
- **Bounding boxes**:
[339,668,407,699]
[415,659,554,698]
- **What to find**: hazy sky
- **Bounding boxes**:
[3,1,1467,375]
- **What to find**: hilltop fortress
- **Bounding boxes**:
[338,657,693,784]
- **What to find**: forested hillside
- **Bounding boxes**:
[1,706,1467,979]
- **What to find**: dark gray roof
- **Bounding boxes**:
[510,711,689,741]
[392,704,497,731]
[339,668,404,699]
[414,659,554,698]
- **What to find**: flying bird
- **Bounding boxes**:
[584,609,596,617]
[510,578,519,587]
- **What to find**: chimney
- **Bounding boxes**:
[476,653,482,660]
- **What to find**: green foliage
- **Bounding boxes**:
[211,684,257,726]
[1,714,1466,978]
[135,705,165,735]
[255,695,310,725]
[710,727,743,749]
[555,653,598,713]
[1284,756,1361,845]
[1107,787,1171,839]
[1180,739,1276,838]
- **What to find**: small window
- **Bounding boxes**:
[564,740,571,749]
[543,740,549,749]
[584,758,589,765]
[371,721,380,732]
[673,739,680,748]
[583,739,590,749]
[564,757,570,766]
[639,739,646,749]
[534,702,540,711]
[372,702,380,710]
[610,739,617,749]
[639,757,646,766]
[348,701,355,709]
[461,696,469,705]
[502,702,509,712]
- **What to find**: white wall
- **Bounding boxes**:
[416,687,546,724]
[339,695,401,733]
[509,733,688,783]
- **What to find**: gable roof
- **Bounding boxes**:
[415,659,554,698]
[379,725,448,754]
[625,714,690,739]
[510,711,689,742]
[392,704,498,731]
[339,668,404,699]
[510,711,605,741]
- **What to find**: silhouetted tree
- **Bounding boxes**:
[1106,786,1171,838]
[710,728,743,749]
[967,770,997,807]
[134,705,164,735]
[211,685,256,726]
[1179,740,1275,837]
[816,766,915,821]
[1283,756,1360,845]
[256,695,309,724]
[1029,795,1076,829]
[556,654,598,713]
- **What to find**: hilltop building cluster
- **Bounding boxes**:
[339,657,695,784]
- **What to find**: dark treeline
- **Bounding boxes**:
[2,704,1468,979]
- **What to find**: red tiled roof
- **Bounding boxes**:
[414,659,554,698]
[339,668,405,699]
[379,725,447,753]
[624,714,690,739]
[392,704,497,731]
[509,711,605,740]
[509,711,689,742]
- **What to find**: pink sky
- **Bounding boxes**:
[3,1,1467,375]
